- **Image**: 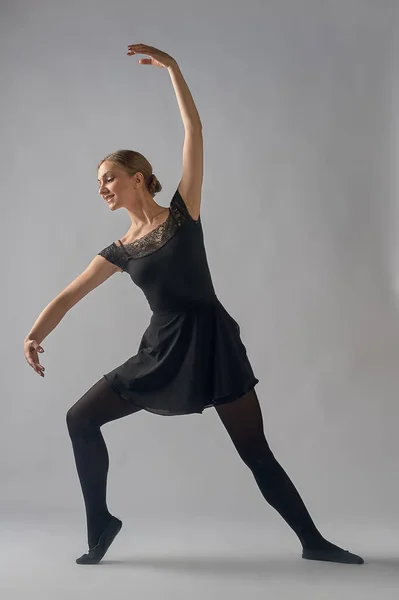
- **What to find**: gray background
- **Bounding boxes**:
[2,0,399,597]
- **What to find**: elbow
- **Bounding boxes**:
[185,121,202,133]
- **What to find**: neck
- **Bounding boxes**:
[126,194,165,229]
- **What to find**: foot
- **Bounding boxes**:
[76,516,122,565]
[302,539,364,564]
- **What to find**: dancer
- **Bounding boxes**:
[24,44,364,566]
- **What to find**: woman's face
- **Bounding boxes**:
[97,161,138,210]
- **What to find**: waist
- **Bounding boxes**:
[151,293,219,315]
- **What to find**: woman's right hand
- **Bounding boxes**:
[24,338,45,377]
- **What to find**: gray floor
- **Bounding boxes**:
[1,518,399,599]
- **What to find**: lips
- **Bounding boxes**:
[105,195,114,202]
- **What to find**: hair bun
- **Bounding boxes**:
[148,172,162,196]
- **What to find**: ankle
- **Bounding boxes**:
[298,529,326,550]
[88,512,113,549]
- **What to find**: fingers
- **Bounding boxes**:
[127,43,154,56]
[29,358,45,377]
[26,353,45,377]
[25,340,45,377]
[127,44,146,53]
[29,341,44,356]
[128,43,149,50]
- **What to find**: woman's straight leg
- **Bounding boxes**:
[214,388,364,563]
[214,388,323,548]
[66,377,142,550]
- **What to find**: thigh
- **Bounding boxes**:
[214,388,269,457]
[66,376,142,429]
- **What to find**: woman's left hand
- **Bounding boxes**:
[127,44,176,69]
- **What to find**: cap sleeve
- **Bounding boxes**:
[170,187,201,225]
[98,242,126,271]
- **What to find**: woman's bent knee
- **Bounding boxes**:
[66,404,84,436]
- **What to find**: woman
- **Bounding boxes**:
[24,44,364,566]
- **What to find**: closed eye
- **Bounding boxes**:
[98,177,114,191]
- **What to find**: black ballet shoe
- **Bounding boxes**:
[76,516,122,565]
[302,547,364,564]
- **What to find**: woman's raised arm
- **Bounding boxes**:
[127,43,203,219]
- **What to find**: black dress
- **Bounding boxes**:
[98,187,259,416]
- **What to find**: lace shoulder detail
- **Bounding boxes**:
[97,187,201,265]
[118,209,177,260]
[98,242,127,271]
[170,187,201,226]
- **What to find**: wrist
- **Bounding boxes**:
[167,60,179,73]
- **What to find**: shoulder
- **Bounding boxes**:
[97,241,125,273]
[171,186,201,224]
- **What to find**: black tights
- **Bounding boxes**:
[66,379,325,550]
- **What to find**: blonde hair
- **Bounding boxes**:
[98,149,162,196]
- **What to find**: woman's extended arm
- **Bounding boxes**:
[167,61,203,218]
[127,43,202,130]
[25,297,70,347]
[24,254,119,376]
[167,62,202,131]
[127,44,203,216]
